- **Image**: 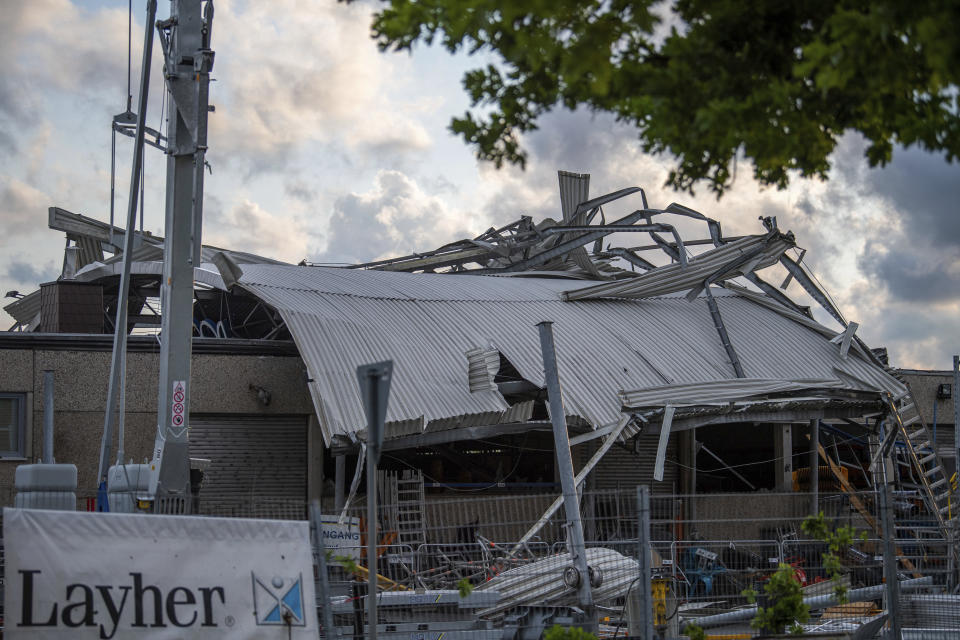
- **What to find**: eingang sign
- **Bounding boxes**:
[3,508,318,639]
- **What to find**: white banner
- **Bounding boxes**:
[3,508,318,639]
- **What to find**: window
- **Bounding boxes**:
[0,393,25,458]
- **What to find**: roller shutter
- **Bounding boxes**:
[189,414,308,499]
[583,434,679,494]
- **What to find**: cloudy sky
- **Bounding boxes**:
[1,0,957,370]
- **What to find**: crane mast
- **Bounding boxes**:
[148,0,215,511]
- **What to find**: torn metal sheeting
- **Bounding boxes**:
[629,396,886,439]
[562,232,794,301]
[620,377,873,409]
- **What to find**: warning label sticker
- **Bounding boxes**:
[172,380,186,427]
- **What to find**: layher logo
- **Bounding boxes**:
[251,573,305,627]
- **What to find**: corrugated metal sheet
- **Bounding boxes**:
[476,547,639,617]
[620,377,847,408]
[73,259,228,290]
[558,170,590,221]
[231,265,897,446]
[189,414,307,499]
[465,347,500,392]
[3,291,42,325]
[563,232,793,301]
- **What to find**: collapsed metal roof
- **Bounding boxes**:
[5,171,905,449]
[226,263,902,446]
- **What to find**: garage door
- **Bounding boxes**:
[582,434,679,494]
[189,415,308,500]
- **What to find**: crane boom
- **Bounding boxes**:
[147,0,215,511]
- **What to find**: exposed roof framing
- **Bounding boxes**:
[318,172,872,381]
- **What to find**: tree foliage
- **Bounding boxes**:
[369,0,960,196]
[743,563,809,634]
[801,511,868,604]
[543,624,597,640]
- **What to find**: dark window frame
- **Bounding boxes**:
[0,392,26,458]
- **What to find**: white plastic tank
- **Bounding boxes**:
[106,464,152,513]
[14,464,78,510]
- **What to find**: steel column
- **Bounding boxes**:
[537,321,596,632]
[810,419,819,516]
[774,423,793,492]
[703,287,746,378]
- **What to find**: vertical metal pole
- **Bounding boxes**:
[636,485,654,640]
[879,457,901,637]
[953,355,959,587]
[149,0,214,507]
[537,321,596,631]
[954,356,959,480]
[117,340,127,466]
[110,127,117,246]
[310,500,337,638]
[42,371,54,464]
[366,380,379,640]
[810,419,819,516]
[97,0,157,497]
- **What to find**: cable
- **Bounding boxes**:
[611,575,642,637]
[670,433,865,474]
[381,434,531,492]
[791,247,847,326]
[474,437,556,453]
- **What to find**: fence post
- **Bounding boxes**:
[310,500,337,637]
[878,479,901,638]
[954,355,959,590]
[635,485,654,640]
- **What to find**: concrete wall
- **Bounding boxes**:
[687,493,810,541]
[899,370,955,429]
[899,369,957,474]
[0,344,313,500]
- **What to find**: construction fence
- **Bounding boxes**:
[304,483,959,639]
[1,484,958,638]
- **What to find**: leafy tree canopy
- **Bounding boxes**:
[368,0,960,196]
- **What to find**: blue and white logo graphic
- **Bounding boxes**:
[252,573,306,626]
